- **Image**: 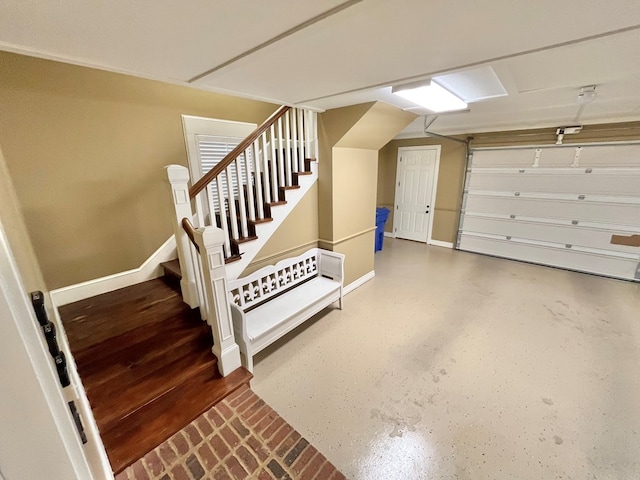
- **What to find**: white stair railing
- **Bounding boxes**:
[190,224,242,377]
[175,106,317,259]
[164,106,318,375]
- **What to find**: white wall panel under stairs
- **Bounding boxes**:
[224,162,318,280]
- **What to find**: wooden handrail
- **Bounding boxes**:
[189,105,291,198]
[182,218,200,253]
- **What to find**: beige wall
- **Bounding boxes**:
[327,147,379,285]
[378,121,640,245]
[317,119,334,243]
[241,183,319,276]
[332,148,379,242]
[378,137,466,243]
[0,145,47,293]
[332,230,376,286]
[0,146,95,480]
[0,52,276,289]
[319,102,416,285]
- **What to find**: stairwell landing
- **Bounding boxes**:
[58,275,252,474]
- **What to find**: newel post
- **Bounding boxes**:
[193,226,242,376]
[165,165,200,309]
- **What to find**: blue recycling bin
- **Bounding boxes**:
[375,207,390,252]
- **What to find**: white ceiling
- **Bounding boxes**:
[2,0,640,136]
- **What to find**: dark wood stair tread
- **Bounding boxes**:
[104,366,252,474]
[225,254,243,264]
[232,235,258,244]
[161,259,182,280]
[250,217,273,224]
[80,323,211,392]
[57,278,253,474]
[90,349,217,429]
[59,279,187,353]
[267,200,287,206]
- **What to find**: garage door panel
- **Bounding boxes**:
[534,148,576,167]
[464,195,639,225]
[472,145,640,168]
[459,234,640,280]
[471,149,540,167]
[579,145,640,167]
[461,215,640,254]
[467,172,640,196]
[460,144,640,282]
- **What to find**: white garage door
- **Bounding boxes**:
[458,143,640,281]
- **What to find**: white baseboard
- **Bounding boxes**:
[429,240,454,249]
[383,232,394,238]
[50,236,177,307]
[343,270,375,296]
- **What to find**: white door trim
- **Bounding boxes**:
[0,221,105,480]
[393,145,441,244]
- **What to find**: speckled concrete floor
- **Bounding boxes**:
[251,239,640,480]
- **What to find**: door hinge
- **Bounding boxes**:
[398,181,400,186]
[68,401,88,444]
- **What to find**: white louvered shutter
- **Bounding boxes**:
[196,135,253,213]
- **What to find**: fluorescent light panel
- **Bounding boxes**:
[392,80,468,113]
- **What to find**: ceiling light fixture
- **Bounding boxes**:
[392,80,468,113]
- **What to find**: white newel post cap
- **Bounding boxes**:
[199,226,226,249]
[165,164,190,183]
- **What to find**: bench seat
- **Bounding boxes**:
[246,276,340,342]
[227,248,344,372]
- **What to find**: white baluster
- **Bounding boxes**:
[192,226,242,377]
[206,184,218,229]
[297,108,305,168]
[304,109,312,163]
[164,165,199,308]
[244,151,256,223]
[226,165,240,241]
[291,108,300,172]
[253,140,265,219]
[284,110,293,183]
[234,157,249,238]
[277,117,286,188]
[193,192,207,228]
[269,124,278,202]
[261,132,272,204]
[313,111,319,160]
[192,241,208,320]
[215,176,231,257]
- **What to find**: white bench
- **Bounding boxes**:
[227,248,345,372]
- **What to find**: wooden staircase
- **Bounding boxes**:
[214,156,317,266]
[58,275,252,474]
[52,106,318,474]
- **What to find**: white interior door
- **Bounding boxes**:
[394,147,439,242]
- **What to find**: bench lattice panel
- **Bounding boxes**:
[228,252,318,310]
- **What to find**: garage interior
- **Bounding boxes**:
[2,1,640,479]
[253,238,640,479]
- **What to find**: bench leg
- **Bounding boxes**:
[245,353,254,373]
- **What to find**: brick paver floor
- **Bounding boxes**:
[115,385,346,480]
